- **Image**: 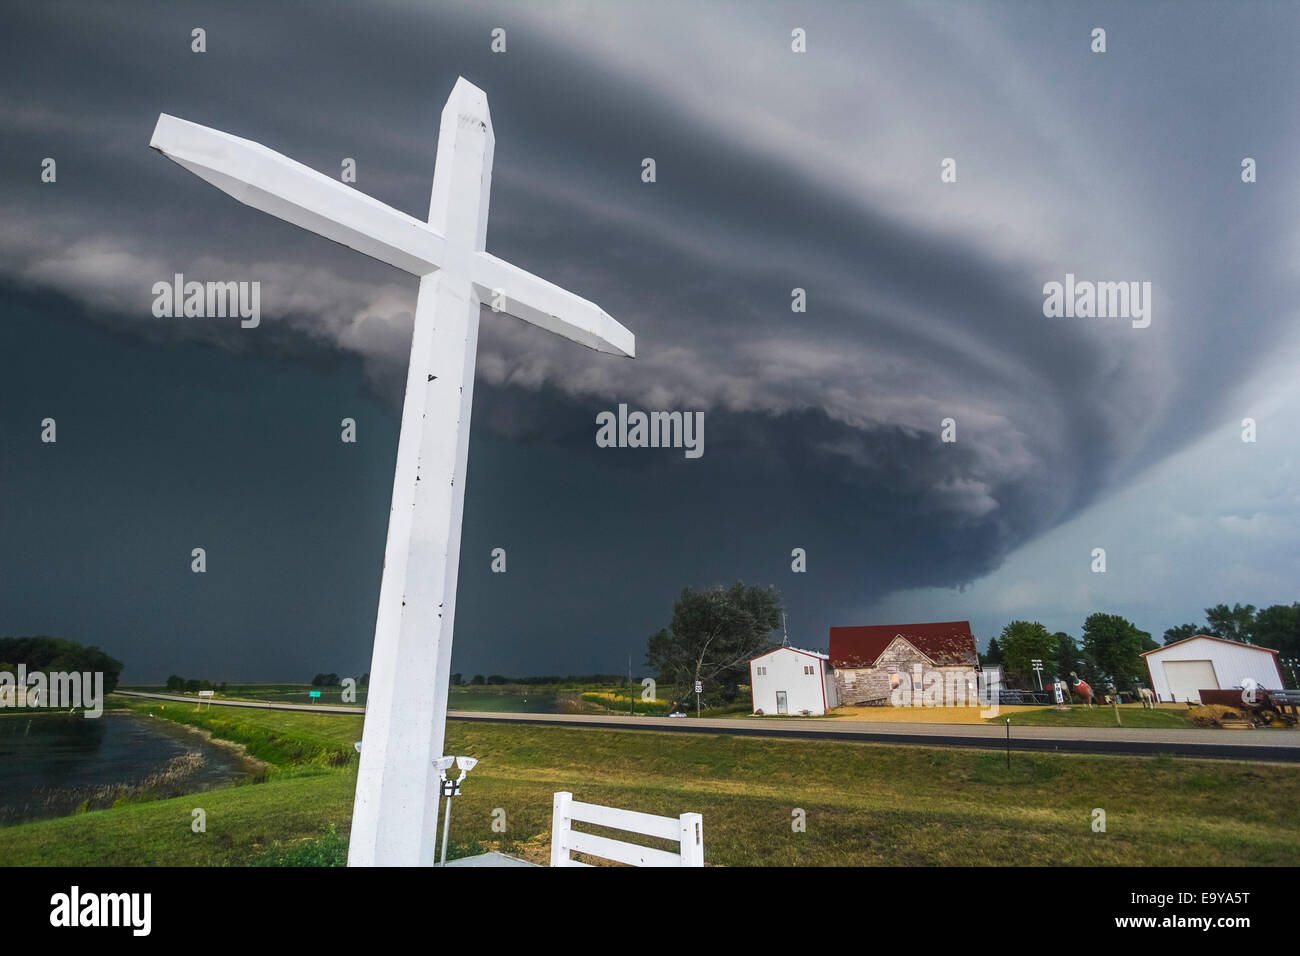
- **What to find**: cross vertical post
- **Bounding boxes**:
[348,79,493,866]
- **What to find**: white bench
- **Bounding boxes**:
[550,791,703,867]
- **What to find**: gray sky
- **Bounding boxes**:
[2,1,1298,681]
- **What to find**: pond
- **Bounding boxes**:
[0,711,254,825]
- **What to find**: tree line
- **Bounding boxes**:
[164,675,226,693]
[982,615,1154,690]
[0,636,123,693]
[1161,602,1299,656]
[983,601,1300,690]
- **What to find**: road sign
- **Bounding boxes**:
[694,681,702,694]
[309,691,322,699]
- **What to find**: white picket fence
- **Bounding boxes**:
[550,791,703,867]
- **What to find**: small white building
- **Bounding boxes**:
[1142,634,1285,703]
[749,646,838,716]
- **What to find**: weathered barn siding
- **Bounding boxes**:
[836,637,930,704]
[830,623,981,707]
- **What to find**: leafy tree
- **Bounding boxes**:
[1204,603,1256,644]
[184,678,201,692]
[982,637,1003,667]
[996,621,1056,686]
[1254,603,1300,661]
[645,582,782,704]
[165,674,185,691]
[0,637,123,694]
[1080,613,1157,686]
[1051,632,1079,681]
[486,674,508,685]
[1163,623,1203,645]
[470,674,485,686]
[450,673,463,686]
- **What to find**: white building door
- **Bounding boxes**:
[1164,659,1218,702]
[776,691,788,715]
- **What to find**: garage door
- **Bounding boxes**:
[1163,659,1219,703]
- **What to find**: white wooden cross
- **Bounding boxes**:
[149,77,634,866]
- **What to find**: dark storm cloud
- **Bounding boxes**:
[3,1,1298,675]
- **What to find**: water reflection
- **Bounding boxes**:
[0,712,250,824]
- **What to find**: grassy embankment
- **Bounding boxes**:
[1,696,1297,866]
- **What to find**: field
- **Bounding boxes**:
[1,696,1297,866]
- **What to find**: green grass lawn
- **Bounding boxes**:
[2,696,1297,866]
[990,705,1200,728]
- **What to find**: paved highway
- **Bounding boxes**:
[114,691,1300,762]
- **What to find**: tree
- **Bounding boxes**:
[1205,603,1257,644]
[1163,623,1203,645]
[450,673,463,686]
[645,582,782,704]
[996,621,1056,686]
[165,674,185,691]
[1080,613,1157,687]
[1254,603,1300,661]
[982,637,1003,667]
[470,674,485,685]
[1051,632,1079,681]
[0,636,124,694]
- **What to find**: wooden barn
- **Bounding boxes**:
[830,621,980,706]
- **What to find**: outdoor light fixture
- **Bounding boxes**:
[435,754,479,866]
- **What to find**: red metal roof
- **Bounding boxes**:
[829,621,978,668]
